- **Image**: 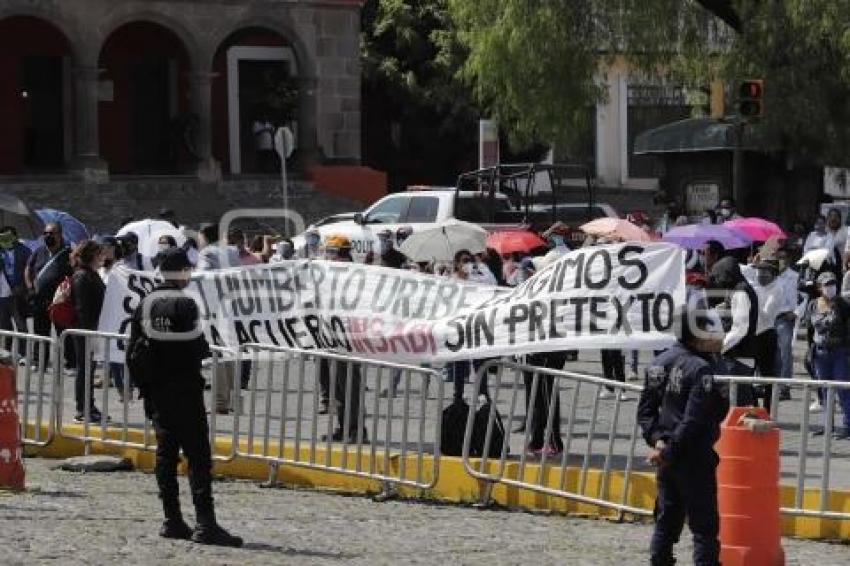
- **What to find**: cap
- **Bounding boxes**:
[376,229,393,239]
[817,271,837,286]
[324,234,351,249]
[158,248,193,272]
[117,232,138,244]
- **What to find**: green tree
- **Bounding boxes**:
[449,0,850,165]
[361,0,480,187]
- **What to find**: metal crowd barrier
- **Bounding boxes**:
[462,358,652,517]
[241,343,444,492]
[1,329,57,447]
[54,329,239,462]
[717,374,850,522]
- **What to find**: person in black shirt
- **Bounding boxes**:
[70,241,106,422]
[24,222,73,369]
[128,248,242,547]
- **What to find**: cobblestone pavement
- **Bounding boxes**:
[2,458,848,565]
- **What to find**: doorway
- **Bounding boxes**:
[22,56,64,171]
[227,46,297,174]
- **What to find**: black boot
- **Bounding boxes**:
[192,523,243,547]
[160,518,193,540]
[160,500,192,540]
[192,506,243,548]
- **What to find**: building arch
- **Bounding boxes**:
[95,6,202,70]
[0,7,83,60]
[206,15,317,81]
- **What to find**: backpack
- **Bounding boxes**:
[47,275,76,328]
[470,398,506,459]
[440,399,470,457]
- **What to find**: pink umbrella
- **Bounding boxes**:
[580,217,652,242]
[723,217,786,242]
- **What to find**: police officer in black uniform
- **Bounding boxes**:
[128,248,242,546]
[637,308,727,566]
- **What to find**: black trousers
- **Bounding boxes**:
[152,391,214,525]
[319,359,363,435]
[523,352,567,451]
[601,349,625,391]
[73,336,96,413]
[650,454,720,566]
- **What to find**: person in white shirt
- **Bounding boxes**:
[805,213,845,276]
[253,115,276,173]
[710,256,777,408]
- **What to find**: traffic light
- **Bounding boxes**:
[738,79,764,119]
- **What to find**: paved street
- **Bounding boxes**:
[2,458,849,565]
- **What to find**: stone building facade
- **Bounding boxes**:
[0,0,363,181]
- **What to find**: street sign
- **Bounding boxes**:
[274,126,295,160]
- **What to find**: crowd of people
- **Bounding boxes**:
[4,196,849,440]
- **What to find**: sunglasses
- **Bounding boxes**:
[43,231,57,236]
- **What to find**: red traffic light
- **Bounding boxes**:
[740,81,762,99]
[738,79,764,119]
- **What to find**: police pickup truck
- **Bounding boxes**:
[293,186,521,261]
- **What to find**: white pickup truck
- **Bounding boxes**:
[293,187,520,261]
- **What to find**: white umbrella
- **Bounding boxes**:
[797,248,830,271]
[117,219,186,259]
[399,219,488,262]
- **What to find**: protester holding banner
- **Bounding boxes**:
[523,351,567,457]
[448,250,490,402]
[196,223,240,271]
[319,235,367,442]
[70,240,106,422]
[25,221,74,371]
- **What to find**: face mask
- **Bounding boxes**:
[379,241,391,255]
[719,207,732,219]
[550,235,565,247]
[306,235,320,247]
[158,244,170,252]
[43,235,57,248]
[815,223,826,234]
[756,272,775,287]
[0,232,14,250]
[279,243,294,259]
[823,284,837,299]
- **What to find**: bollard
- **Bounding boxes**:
[716,406,784,566]
[0,354,25,491]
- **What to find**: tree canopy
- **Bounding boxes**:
[448,0,850,165]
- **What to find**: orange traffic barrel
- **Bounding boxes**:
[716,406,784,566]
[0,360,24,491]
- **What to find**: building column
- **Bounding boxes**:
[189,71,221,183]
[72,65,108,183]
[296,76,320,170]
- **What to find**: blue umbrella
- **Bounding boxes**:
[34,208,90,245]
[662,223,752,250]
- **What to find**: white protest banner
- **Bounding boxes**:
[98,243,685,363]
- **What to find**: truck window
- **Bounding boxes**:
[456,197,511,223]
[365,196,410,224]
[405,196,440,223]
